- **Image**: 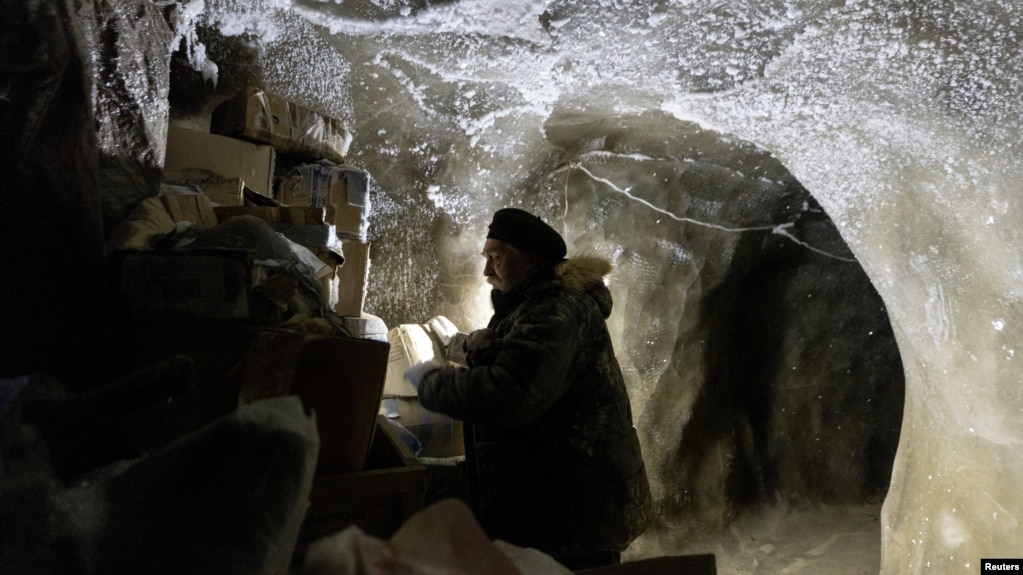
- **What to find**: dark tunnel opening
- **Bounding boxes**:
[666,186,904,522]
[540,109,906,548]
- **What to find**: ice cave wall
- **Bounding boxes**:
[2,1,1019,574]
[664,5,1023,572]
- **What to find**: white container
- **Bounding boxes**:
[341,313,388,341]
[382,324,446,398]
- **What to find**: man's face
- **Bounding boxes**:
[482,238,537,292]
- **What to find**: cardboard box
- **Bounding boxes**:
[117,240,339,325]
[128,322,390,475]
[334,239,370,317]
[120,248,253,320]
[211,88,352,164]
[158,192,220,229]
[278,163,371,240]
[162,171,248,207]
[165,125,275,197]
[381,397,465,458]
[214,205,328,226]
[301,415,427,542]
[290,336,390,475]
[340,313,388,341]
[106,193,218,252]
[228,329,389,476]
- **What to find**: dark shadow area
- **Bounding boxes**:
[665,183,904,524]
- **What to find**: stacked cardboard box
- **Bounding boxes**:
[278,163,371,241]
[144,90,423,542]
[277,162,373,319]
[164,125,276,199]
[159,87,374,323]
[126,318,425,541]
[206,87,373,321]
[211,87,351,165]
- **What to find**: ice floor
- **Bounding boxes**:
[626,502,882,575]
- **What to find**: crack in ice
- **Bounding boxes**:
[559,163,857,263]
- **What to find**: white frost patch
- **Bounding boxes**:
[924,282,952,345]
[201,0,290,41]
[938,509,967,548]
[170,0,219,84]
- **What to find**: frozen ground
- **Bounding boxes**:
[627,503,882,575]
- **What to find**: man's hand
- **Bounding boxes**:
[426,316,460,347]
[403,360,444,391]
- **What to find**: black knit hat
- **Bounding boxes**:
[487,208,567,261]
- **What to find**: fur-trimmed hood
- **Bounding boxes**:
[491,255,616,322]
[555,255,612,292]
[554,255,614,317]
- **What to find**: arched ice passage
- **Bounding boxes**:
[368,107,907,569]
[158,1,1023,571]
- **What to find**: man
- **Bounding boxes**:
[404,208,653,570]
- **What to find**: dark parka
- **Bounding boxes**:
[418,255,653,557]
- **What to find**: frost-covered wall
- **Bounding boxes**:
[172,1,1019,573]
[662,5,1023,573]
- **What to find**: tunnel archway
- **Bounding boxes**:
[535,107,905,567]
[162,15,911,571]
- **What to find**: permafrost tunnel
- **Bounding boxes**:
[1,1,1019,574]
